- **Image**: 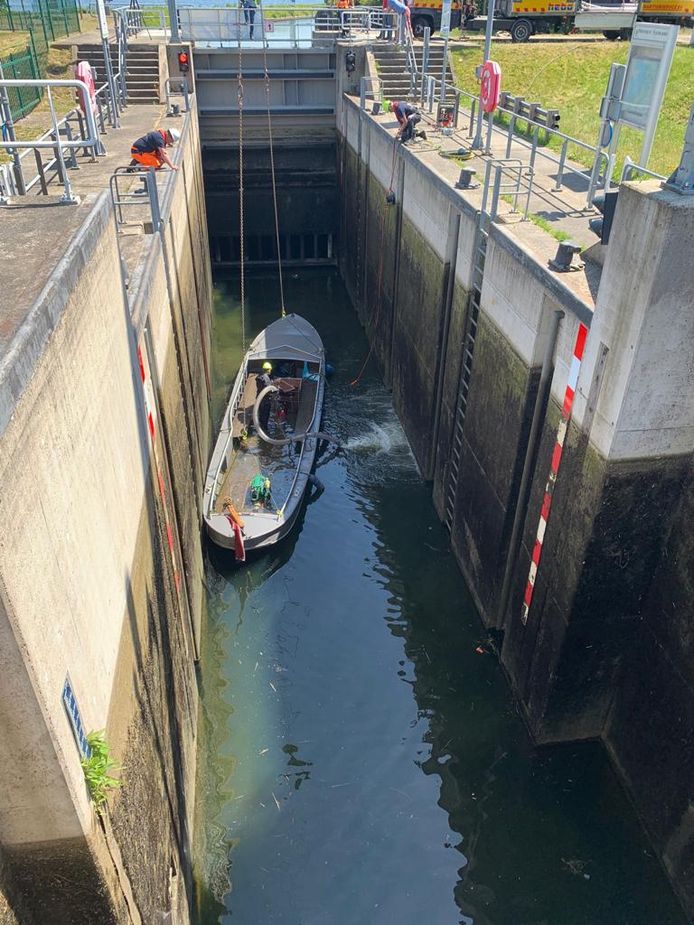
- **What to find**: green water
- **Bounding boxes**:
[194,268,686,925]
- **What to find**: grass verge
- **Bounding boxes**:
[450,42,694,178]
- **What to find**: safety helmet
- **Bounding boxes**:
[262,361,273,372]
[166,127,181,145]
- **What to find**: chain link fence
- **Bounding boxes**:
[0,0,81,118]
[0,45,42,119]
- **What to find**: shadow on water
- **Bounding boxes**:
[194,268,687,925]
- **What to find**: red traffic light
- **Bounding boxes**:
[178,51,190,73]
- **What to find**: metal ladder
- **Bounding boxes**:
[443,158,533,532]
[443,209,489,532]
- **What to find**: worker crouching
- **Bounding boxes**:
[388,100,427,143]
[129,127,180,171]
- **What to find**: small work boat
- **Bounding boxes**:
[203,313,326,558]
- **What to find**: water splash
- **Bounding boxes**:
[342,421,412,457]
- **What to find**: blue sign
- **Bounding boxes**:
[62,677,91,759]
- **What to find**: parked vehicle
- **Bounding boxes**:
[463,0,693,41]
[410,0,463,36]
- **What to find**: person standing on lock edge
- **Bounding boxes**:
[242,0,258,39]
[129,127,180,170]
[389,100,426,143]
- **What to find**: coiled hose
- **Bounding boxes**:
[252,385,340,447]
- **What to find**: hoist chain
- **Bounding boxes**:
[259,0,286,318]
[237,13,246,352]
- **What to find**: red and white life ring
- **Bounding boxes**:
[480,60,501,114]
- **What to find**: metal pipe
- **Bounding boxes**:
[554,138,568,191]
[497,308,564,625]
[420,26,430,103]
[0,79,99,149]
[505,114,514,158]
[440,29,450,105]
[168,0,180,40]
[472,0,495,149]
[0,61,26,195]
[46,86,76,203]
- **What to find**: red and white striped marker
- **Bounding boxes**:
[521,322,588,626]
[137,343,183,597]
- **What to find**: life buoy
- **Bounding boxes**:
[480,60,501,114]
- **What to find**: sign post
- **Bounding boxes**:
[618,22,678,167]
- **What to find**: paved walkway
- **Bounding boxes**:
[376,101,603,249]
[0,99,179,359]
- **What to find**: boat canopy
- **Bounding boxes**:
[246,314,323,365]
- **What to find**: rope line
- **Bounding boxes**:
[259,0,286,318]
[237,10,246,352]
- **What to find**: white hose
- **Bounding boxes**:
[253,384,340,447]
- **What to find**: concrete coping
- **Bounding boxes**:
[342,93,595,327]
[0,191,112,441]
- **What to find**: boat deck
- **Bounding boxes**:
[213,376,318,516]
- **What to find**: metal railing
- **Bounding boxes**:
[418,73,608,208]
[0,78,101,203]
[620,156,667,184]
[174,5,405,46]
[359,75,382,111]
[498,93,560,131]
[165,76,192,115]
[481,158,533,222]
[113,5,170,39]
[109,165,162,233]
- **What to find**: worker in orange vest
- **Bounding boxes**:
[129,127,180,171]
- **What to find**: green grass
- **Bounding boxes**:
[0,29,28,56]
[528,212,572,241]
[500,192,571,239]
[450,42,694,178]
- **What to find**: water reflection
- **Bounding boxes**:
[194,269,686,925]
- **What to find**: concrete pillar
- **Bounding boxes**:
[504,181,694,733]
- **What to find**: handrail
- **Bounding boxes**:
[424,73,607,208]
[0,78,101,203]
[0,80,99,149]
[620,156,666,184]
[174,5,401,44]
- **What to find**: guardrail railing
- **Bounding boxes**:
[173,5,405,46]
[0,78,101,204]
[620,156,667,184]
[419,73,607,208]
[498,92,561,132]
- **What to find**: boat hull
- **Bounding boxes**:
[202,314,325,557]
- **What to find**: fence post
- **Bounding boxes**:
[553,138,568,192]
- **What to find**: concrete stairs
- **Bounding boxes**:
[372,43,456,102]
[75,44,162,103]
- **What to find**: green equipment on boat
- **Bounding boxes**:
[250,474,272,505]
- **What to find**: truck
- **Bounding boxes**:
[410,0,463,36]
[463,0,693,41]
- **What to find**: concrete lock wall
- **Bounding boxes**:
[338,98,694,915]
[0,108,211,924]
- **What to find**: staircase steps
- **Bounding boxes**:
[75,43,161,103]
[372,43,456,101]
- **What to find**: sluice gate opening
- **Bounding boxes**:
[196,44,339,269]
